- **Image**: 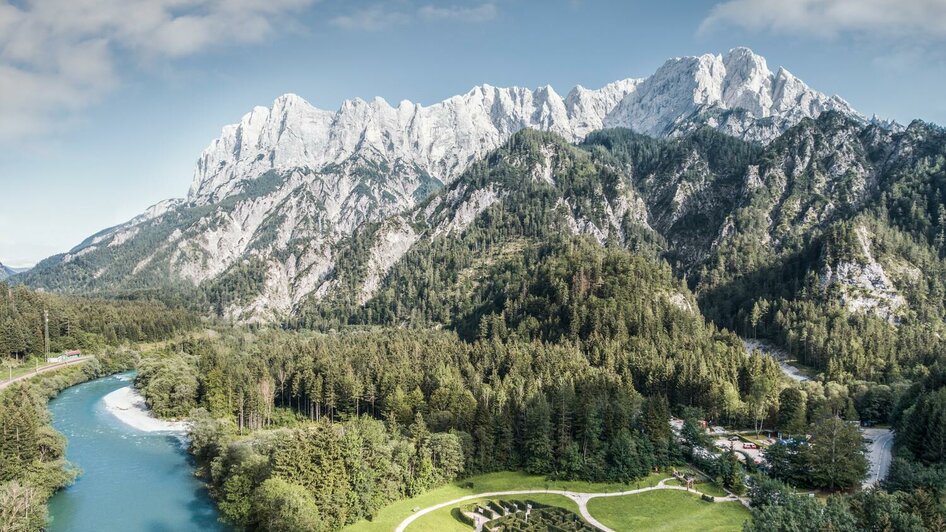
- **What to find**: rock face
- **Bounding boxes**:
[820,226,906,323]
[22,48,870,320]
[604,47,856,142]
[189,48,853,207]
[187,80,640,206]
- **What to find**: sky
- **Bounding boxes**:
[1,0,945,267]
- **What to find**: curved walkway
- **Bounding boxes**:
[863,428,894,487]
[0,356,91,392]
[394,478,742,532]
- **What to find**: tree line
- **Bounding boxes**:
[0,282,197,361]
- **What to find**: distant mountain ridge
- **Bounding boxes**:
[20,48,886,321]
[0,263,30,280]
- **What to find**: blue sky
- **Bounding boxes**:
[1,0,945,266]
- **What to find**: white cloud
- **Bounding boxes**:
[0,0,316,142]
[419,3,497,22]
[701,0,946,39]
[330,5,411,31]
[331,2,497,31]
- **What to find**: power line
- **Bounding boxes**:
[44,309,49,363]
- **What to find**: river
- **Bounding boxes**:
[46,372,226,532]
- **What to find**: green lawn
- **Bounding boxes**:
[405,494,582,532]
[694,481,730,498]
[586,490,750,531]
[343,471,666,531]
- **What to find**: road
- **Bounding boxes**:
[0,357,92,392]
[863,427,894,487]
[743,339,809,382]
[393,478,742,532]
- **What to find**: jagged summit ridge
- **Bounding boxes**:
[188,79,640,203]
[188,48,858,206]
[21,48,886,322]
[604,47,857,139]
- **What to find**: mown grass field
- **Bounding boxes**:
[343,471,666,531]
[586,490,750,531]
[344,470,741,531]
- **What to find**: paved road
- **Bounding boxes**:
[394,478,742,532]
[864,427,894,487]
[0,357,91,392]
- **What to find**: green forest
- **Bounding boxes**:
[0,285,195,531]
[0,282,196,360]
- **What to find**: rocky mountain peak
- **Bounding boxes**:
[604,47,859,141]
[186,49,857,209]
[22,49,883,322]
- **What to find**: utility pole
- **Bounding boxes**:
[44,309,50,364]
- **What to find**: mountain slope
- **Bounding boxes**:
[21,48,862,320]
[188,47,853,208]
[301,116,946,382]
[0,263,14,280]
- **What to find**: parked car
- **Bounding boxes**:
[743,443,758,449]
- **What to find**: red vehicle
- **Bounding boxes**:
[743,443,758,449]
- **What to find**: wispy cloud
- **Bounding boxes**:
[700,0,946,39]
[331,2,497,31]
[0,0,316,143]
[418,3,497,22]
[330,5,411,31]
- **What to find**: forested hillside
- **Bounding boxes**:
[141,259,782,530]
[276,118,946,388]
[0,282,197,360]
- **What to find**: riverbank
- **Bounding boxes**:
[0,349,137,531]
[102,385,188,433]
[47,373,224,531]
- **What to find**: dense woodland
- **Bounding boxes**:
[0,282,196,360]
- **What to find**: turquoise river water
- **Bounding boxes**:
[46,372,226,531]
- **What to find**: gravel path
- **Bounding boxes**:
[743,339,809,382]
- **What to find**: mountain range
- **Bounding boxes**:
[0,263,29,281]
[20,48,877,318]
[16,45,946,382]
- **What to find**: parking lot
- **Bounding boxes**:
[713,436,766,465]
